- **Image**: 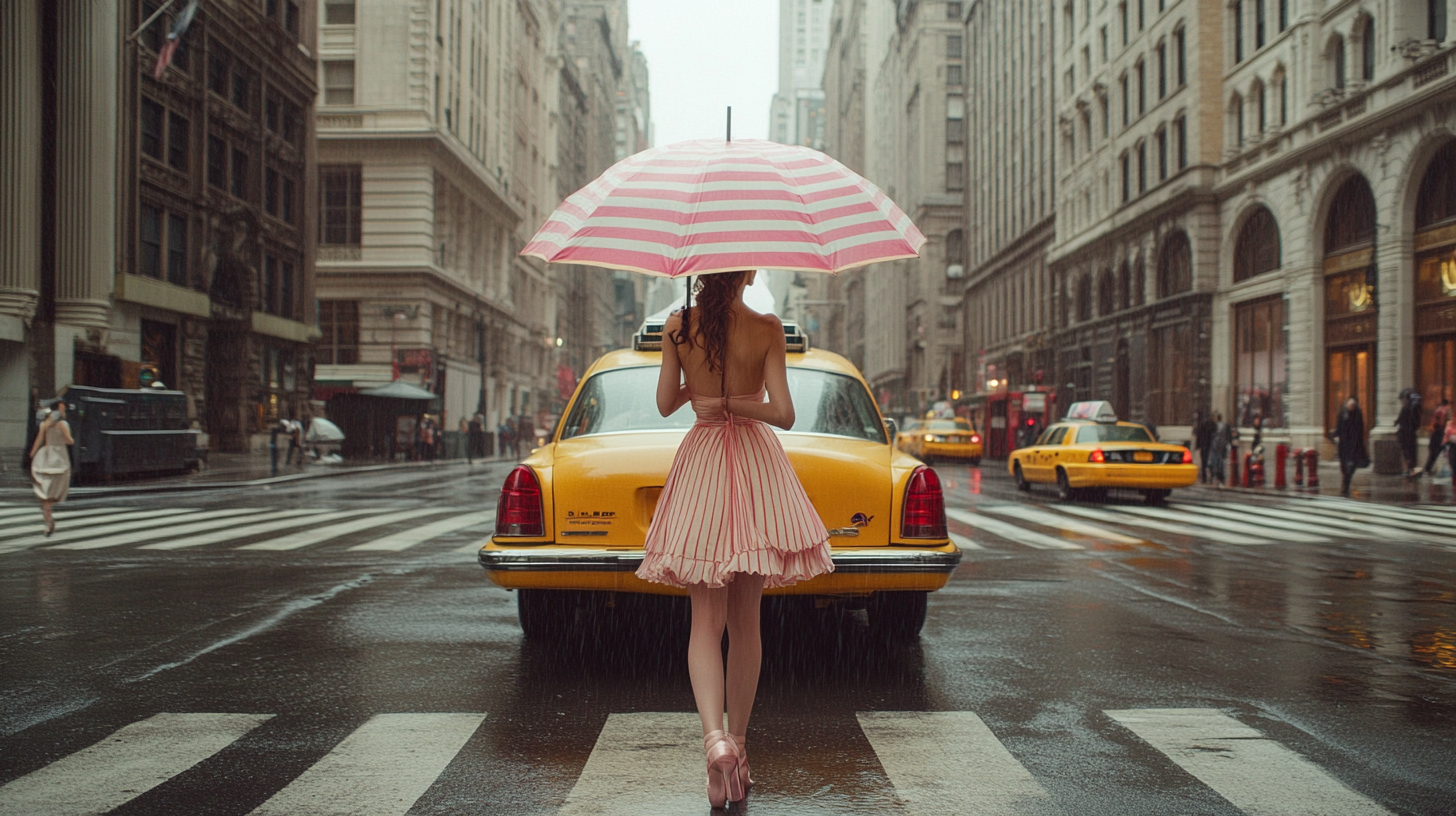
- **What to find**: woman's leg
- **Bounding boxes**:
[724,573,764,746]
[686,583,730,738]
[39,500,53,529]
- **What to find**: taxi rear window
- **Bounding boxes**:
[925,419,972,432]
[1074,424,1154,443]
[560,366,887,444]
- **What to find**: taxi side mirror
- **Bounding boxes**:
[883,418,898,443]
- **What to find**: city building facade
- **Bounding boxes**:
[1,0,320,456]
[770,0,834,150]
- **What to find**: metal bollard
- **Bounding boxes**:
[1274,443,1288,489]
[1230,448,1241,487]
[1305,448,1320,488]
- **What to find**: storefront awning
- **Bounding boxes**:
[359,379,438,400]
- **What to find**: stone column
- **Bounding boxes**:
[53,0,118,332]
[0,0,42,336]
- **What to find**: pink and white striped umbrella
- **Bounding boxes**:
[521,139,925,278]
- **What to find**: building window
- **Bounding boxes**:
[946,64,963,86]
[1120,151,1131,202]
[1175,26,1186,86]
[946,160,965,191]
[1117,262,1131,310]
[1158,229,1192,297]
[261,255,296,318]
[167,214,188,286]
[282,177,296,224]
[208,46,229,96]
[1325,175,1376,253]
[1414,142,1456,410]
[1231,93,1244,147]
[1275,70,1288,126]
[1156,126,1168,180]
[1120,73,1130,126]
[1157,42,1167,98]
[140,203,162,279]
[1148,323,1191,426]
[1100,25,1109,62]
[946,96,965,143]
[1431,0,1448,42]
[1137,140,1147,193]
[947,1,962,18]
[1234,296,1286,427]
[1255,0,1266,49]
[285,1,300,35]
[324,60,356,106]
[167,112,188,171]
[1136,59,1146,115]
[265,168,280,216]
[207,135,226,189]
[1279,0,1288,32]
[138,204,187,286]
[1138,0,1145,29]
[141,98,164,160]
[1359,16,1375,81]
[1234,205,1281,282]
[1120,2,1129,45]
[1174,114,1188,168]
[1076,275,1093,322]
[1253,81,1266,132]
[1098,269,1116,316]
[1415,140,1456,230]
[318,301,360,365]
[1099,95,1110,137]
[947,34,963,58]
[1234,1,1244,63]
[231,148,249,199]
[1330,34,1346,89]
[320,165,363,245]
[230,67,251,111]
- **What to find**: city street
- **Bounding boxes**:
[1,463,1453,815]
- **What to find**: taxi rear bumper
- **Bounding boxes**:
[921,441,983,459]
[1064,463,1198,489]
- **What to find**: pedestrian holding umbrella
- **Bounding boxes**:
[521,111,924,810]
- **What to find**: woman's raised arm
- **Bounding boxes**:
[656,313,690,417]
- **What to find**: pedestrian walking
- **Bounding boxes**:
[469,413,485,462]
[1444,413,1456,489]
[516,414,534,456]
[1208,412,1230,487]
[269,418,287,476]
[420,418,437,462]
[460,418,472,463]
[499,419,514,461]
[1425,397,1450,475]
[1194,411,1215,483]
[286,417,304,466]
[1395,389,1423,478]
[636,270,831,809]
[29,399,73,537]
[1331,397,1370,496]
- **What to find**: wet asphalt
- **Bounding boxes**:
[0,462,1453,815]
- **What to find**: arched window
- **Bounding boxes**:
[1133,255,1146,305]
[1251,79,1266,133]
[1357,15,1375,81]
[1158,230,1192,297]
[1097,269,1116,316]
[1234,205,1281,282]
[1329,33,1346,89]
[1076,274,1094,322]
[1324,174,1376,254]
[1272,66,1288,126]
[1117,261,1131,310]
[1230,92,1244,147]
[1432,0,1449,42]
[1416,140,1456,230]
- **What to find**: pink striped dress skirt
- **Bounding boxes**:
[637,389,833,589]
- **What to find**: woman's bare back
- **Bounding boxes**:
[666,304,781,397]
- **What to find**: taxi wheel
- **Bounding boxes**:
[969,458,982,467]
[1013,462,1031,491]
[1056,468,1076,502]
[867,591,928,641]
[518,589,570,640]
[1143,488,1170,505]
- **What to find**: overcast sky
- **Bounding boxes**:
[626,0,780,146]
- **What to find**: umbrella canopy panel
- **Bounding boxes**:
[522,139,925,278]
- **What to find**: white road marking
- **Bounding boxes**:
[237,508,458,551]
[0,712,271,816]
[49,509,292,550]
[556,713,707,816]
[1105,708,1393,816]
[0,509,217,551]
[0,508,202,541]
[1172,503,1387,540]
[1281,499,1456,536]
[1189,502,1450,542]
[1113,505,1326,543]
[858,711,1062,816]
[1292,493,1456,524]
[348,511,496,551]
[1055,504,1273,545]
[247,713,485,816]
[948,532,984,551]
[141,510,364,550]
[946,508,1085,550]
[979,505,1144,544]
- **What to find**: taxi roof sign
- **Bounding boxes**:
[1065,400,1118,422]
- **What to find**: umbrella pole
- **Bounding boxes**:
[726,106,732,142]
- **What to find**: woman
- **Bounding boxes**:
[637,270,832,809]
[1208,412,1230,487]
[1332,397,1370,497]
[1395,389,1422,478]
[30,399,73,536]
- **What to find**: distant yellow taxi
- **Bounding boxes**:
[1008,401,1196,503]
[905,417,983,465]
[479,321,961,644]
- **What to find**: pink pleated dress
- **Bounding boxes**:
[636,387,833,589]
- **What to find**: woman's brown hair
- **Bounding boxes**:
[669,270,749,375]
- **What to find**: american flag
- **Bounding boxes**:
[152,0,200,80]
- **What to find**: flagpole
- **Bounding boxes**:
[127,0,180,42]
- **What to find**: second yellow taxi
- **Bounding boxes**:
[899,417,983,465]
[1007,401,1196,503]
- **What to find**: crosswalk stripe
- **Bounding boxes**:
[1055,504,1274,545]
[0,509,227,552]
[141,510,365,550]
[0,507,42,520]
[348,511,496,551]
[1105,708,1393,816]
[1291,494,1456,525]
[980,505,1144,544]
[946,508,1085,550]
[1282,498,1456,536]
[0,712,271,816]
[1192,502,1450,543]
[948,531,984,551]
[1113,505,1326,543]
[48,509,291,551]
[247,713,485,816]
[858,711,1061,816]
[237,508,459,551]
[556,713,705,816]
[0,508,199,541]
[1173,503,1387,541]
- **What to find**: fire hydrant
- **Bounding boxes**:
[1292,446,1305,486]
[1230,448,1242,488]
[1247,452,1265,487]
[1274,443,1288,488]
[1305,448,1321,488]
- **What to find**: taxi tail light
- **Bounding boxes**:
[1181,448,1193,464]
[496,466,545,537]
[970,434,981,444]
[1089,448,1106,463]
[902,466,947,538]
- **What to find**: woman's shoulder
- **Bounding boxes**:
[741,309,784,341]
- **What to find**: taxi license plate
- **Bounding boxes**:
[1134,451,1154,462]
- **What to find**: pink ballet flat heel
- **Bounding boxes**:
[704,730,744,809]
[728,734,752,791]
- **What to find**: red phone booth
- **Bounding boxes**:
[986,388,1057,459]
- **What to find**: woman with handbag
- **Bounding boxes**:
[30,399,74,536]
[1331,397,1369,497]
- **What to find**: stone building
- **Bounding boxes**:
[960,0,1060,442]
[0,0,319,456]
[312,0,560,447]
[769,0,833,150]
[1210,0,1456,463]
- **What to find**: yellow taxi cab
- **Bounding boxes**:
[906,417,983,465]
[479,321,961,643]
[894,418,923,456]
[1007,400,1196,504]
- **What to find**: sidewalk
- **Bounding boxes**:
[1186,459,1456,504]
[0,448,519,499]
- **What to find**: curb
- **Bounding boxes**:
[0,457,517,500]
